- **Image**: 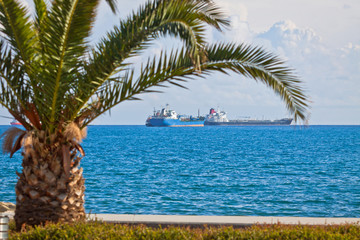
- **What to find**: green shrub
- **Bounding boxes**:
[9,220,360,240]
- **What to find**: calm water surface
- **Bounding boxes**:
[1,125,359,217]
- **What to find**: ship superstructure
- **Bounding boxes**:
[205,108,229,123]
[146,104,204,127]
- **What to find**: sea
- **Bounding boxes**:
[1,125,359,217]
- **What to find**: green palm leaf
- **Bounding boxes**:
[70,0,229,122]
[0,0,36,68]
[0,40,33,129]
[38,0,100,128]
[104,0,118,13]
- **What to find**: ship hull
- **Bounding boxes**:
[204,119,293,126]
[146,118,204,127]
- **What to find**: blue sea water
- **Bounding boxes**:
[1,125,359,217]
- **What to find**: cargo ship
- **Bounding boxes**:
[146,105,204,127]
[204,108,293,126]
[10,119,22,126]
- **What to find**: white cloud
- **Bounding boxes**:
[219,1,248,21]
[251,20,360,124]
[223,15,254,43]
[255,20,324,57]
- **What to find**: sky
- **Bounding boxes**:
[1,0,359,125]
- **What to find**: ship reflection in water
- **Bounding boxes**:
[146,106,292,127]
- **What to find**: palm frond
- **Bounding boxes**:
[0,41,27,108]
[0,40,34,129]
[104,0,117,13]
[35,0,100,128]
[180,0,229,31]
[34,0,48,30]
[33,0,48,53]
[70,0,227,122]
[0,0,36,76]
[0,126,26,157]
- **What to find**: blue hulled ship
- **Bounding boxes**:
[146,105,204,127]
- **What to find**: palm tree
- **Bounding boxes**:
[0,0,308,229]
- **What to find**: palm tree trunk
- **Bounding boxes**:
[14,131,85,229]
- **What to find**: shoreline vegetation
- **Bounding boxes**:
[3,203,359,239]
[3,202,360,238]
[8,220,360,240]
